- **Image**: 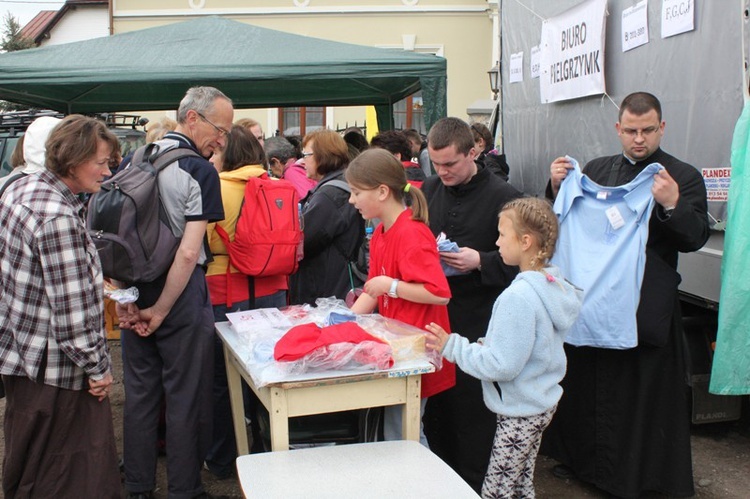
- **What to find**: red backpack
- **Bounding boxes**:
[214,173,302,283]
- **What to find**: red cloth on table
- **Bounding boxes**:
[274,322,394,368]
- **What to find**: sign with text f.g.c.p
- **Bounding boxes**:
[540,0,608,104]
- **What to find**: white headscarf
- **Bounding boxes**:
[23,116,62,174]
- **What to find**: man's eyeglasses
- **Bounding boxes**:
[301,151,314,158]
[196,112,229,137]
[620,126,659,138]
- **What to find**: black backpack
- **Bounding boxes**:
[87,140,200,283]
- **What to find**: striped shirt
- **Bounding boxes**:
[0,170,111,390]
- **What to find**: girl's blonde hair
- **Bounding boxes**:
[346,148,429,224]
[501,197,559,270]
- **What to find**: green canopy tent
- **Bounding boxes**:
[0,17,447,131]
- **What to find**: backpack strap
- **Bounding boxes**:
[150,146,201,172]
[128,142,201,175]
[325,179,351,193]
[0,172,26,199]
[214,223,257,310]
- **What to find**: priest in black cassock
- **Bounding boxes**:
[543,92,709,498]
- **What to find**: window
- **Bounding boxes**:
[394,92,425,134]
[279,106,326,136]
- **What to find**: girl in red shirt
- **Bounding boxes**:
[346,148,455,445]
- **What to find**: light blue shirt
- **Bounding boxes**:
[551,157,661,349]
[442,265,582,417]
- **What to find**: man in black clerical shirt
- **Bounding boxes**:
[542,92,709,498]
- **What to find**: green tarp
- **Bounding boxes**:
[0,17,447,130]
[710,100,750,395]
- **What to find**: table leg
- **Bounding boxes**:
[269,387,290,451]
[402,375,421,441]
[224,344,250,456]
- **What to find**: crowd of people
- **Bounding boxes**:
[0,87,709,499]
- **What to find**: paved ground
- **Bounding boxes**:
[2,340,748,498]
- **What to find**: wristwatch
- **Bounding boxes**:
[387,278,400,299]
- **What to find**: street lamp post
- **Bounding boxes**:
[487,62,500,99]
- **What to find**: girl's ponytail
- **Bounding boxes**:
[404,183,429,225]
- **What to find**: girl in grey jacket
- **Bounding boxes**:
[426,197,582,499]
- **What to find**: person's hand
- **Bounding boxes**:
[132,306,167,337]
[550,157,573,196]
[425,322,450,353]
[88,372,114,402]
[652,168,680,210]
[116,302,141,330]
[131,307,166,338]
[363,276,394,298]
[439,247,480,273]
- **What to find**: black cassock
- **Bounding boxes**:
[541,148,709,498]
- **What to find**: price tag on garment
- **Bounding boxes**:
[605,206,626,230]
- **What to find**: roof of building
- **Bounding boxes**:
[20,0,108,45]
[20,11,56,43]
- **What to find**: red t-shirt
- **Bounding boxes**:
[369,209,455,398]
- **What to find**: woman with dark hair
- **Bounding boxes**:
[204,125,288,474]
[290,129,365,305]
[0,115,121,498]
[471,122,510,181]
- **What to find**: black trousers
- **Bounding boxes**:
[121,268,215,499]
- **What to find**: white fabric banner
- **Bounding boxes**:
[539,0,608,104]
[621,0,649,52]
[510,51,524,83]
[661,0,694,39]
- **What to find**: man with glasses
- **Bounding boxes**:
[118,86,233,499]
[542,92,709,497]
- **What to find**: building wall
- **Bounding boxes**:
[40,6,109,47]
[111,0,496,132]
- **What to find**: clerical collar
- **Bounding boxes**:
[622,148,661,166]
[622,154,637,165]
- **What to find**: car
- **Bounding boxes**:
[0,109,148,178]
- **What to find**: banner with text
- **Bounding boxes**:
[540,0,608,104]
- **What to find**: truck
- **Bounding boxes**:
[494,0,746,422]
[0,109,148,177]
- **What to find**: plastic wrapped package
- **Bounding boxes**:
[226,298,440,387]
[103,281,139,304]
[276,339,395,376]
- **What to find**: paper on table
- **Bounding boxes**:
[226,308,293,333]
